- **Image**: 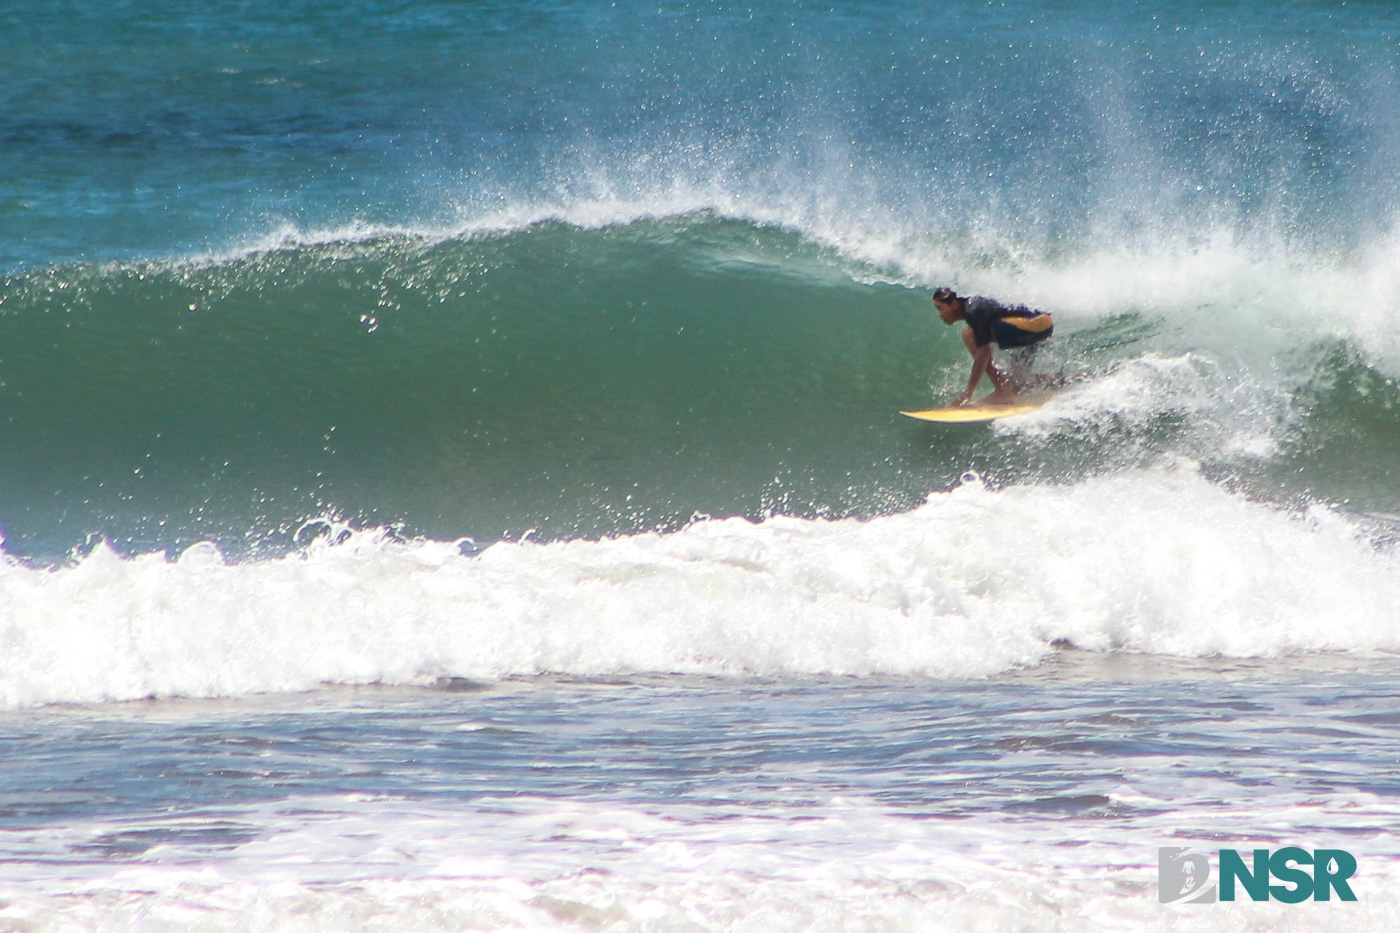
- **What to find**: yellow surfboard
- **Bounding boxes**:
[900,391,1056,423]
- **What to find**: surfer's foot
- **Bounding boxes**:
[980,388,1018,406]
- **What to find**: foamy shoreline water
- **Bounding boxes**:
[2,660,1397,931]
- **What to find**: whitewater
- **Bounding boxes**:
[0,463,1395,711]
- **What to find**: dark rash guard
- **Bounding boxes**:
[962,296,1053,349]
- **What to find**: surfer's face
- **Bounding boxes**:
[934,299,960,325]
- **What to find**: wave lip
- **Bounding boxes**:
[0,464,1394,710]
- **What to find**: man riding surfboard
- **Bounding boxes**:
[932,287,1054,407]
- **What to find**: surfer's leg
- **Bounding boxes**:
[1005,345,1044,391]
[981,369,1018,404]
[963,327,1016,403]
[992,318,1054,392]
[961,326,977,356]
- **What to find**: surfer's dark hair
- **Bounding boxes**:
[932,286,958,303]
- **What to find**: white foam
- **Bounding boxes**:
[3,793,1399,932]
[0,463,1395,710]
[997,351,1289,460]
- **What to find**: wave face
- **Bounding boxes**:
[0,220,962,557]
[1,1,1400,703]
[1,215,1398,560]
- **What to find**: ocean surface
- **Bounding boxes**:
[2,1,1400,929]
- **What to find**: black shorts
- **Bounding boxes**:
[991,314,1053,349]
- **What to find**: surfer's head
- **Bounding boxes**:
[933,287,963,324]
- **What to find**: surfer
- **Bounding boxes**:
[932,287,1054,406]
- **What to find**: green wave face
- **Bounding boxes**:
[0,214,1396,560]
[0,218,939,558]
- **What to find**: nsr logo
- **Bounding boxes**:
[1158,847,1358,904]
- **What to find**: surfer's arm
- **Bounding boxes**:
[954,345,1009,406]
